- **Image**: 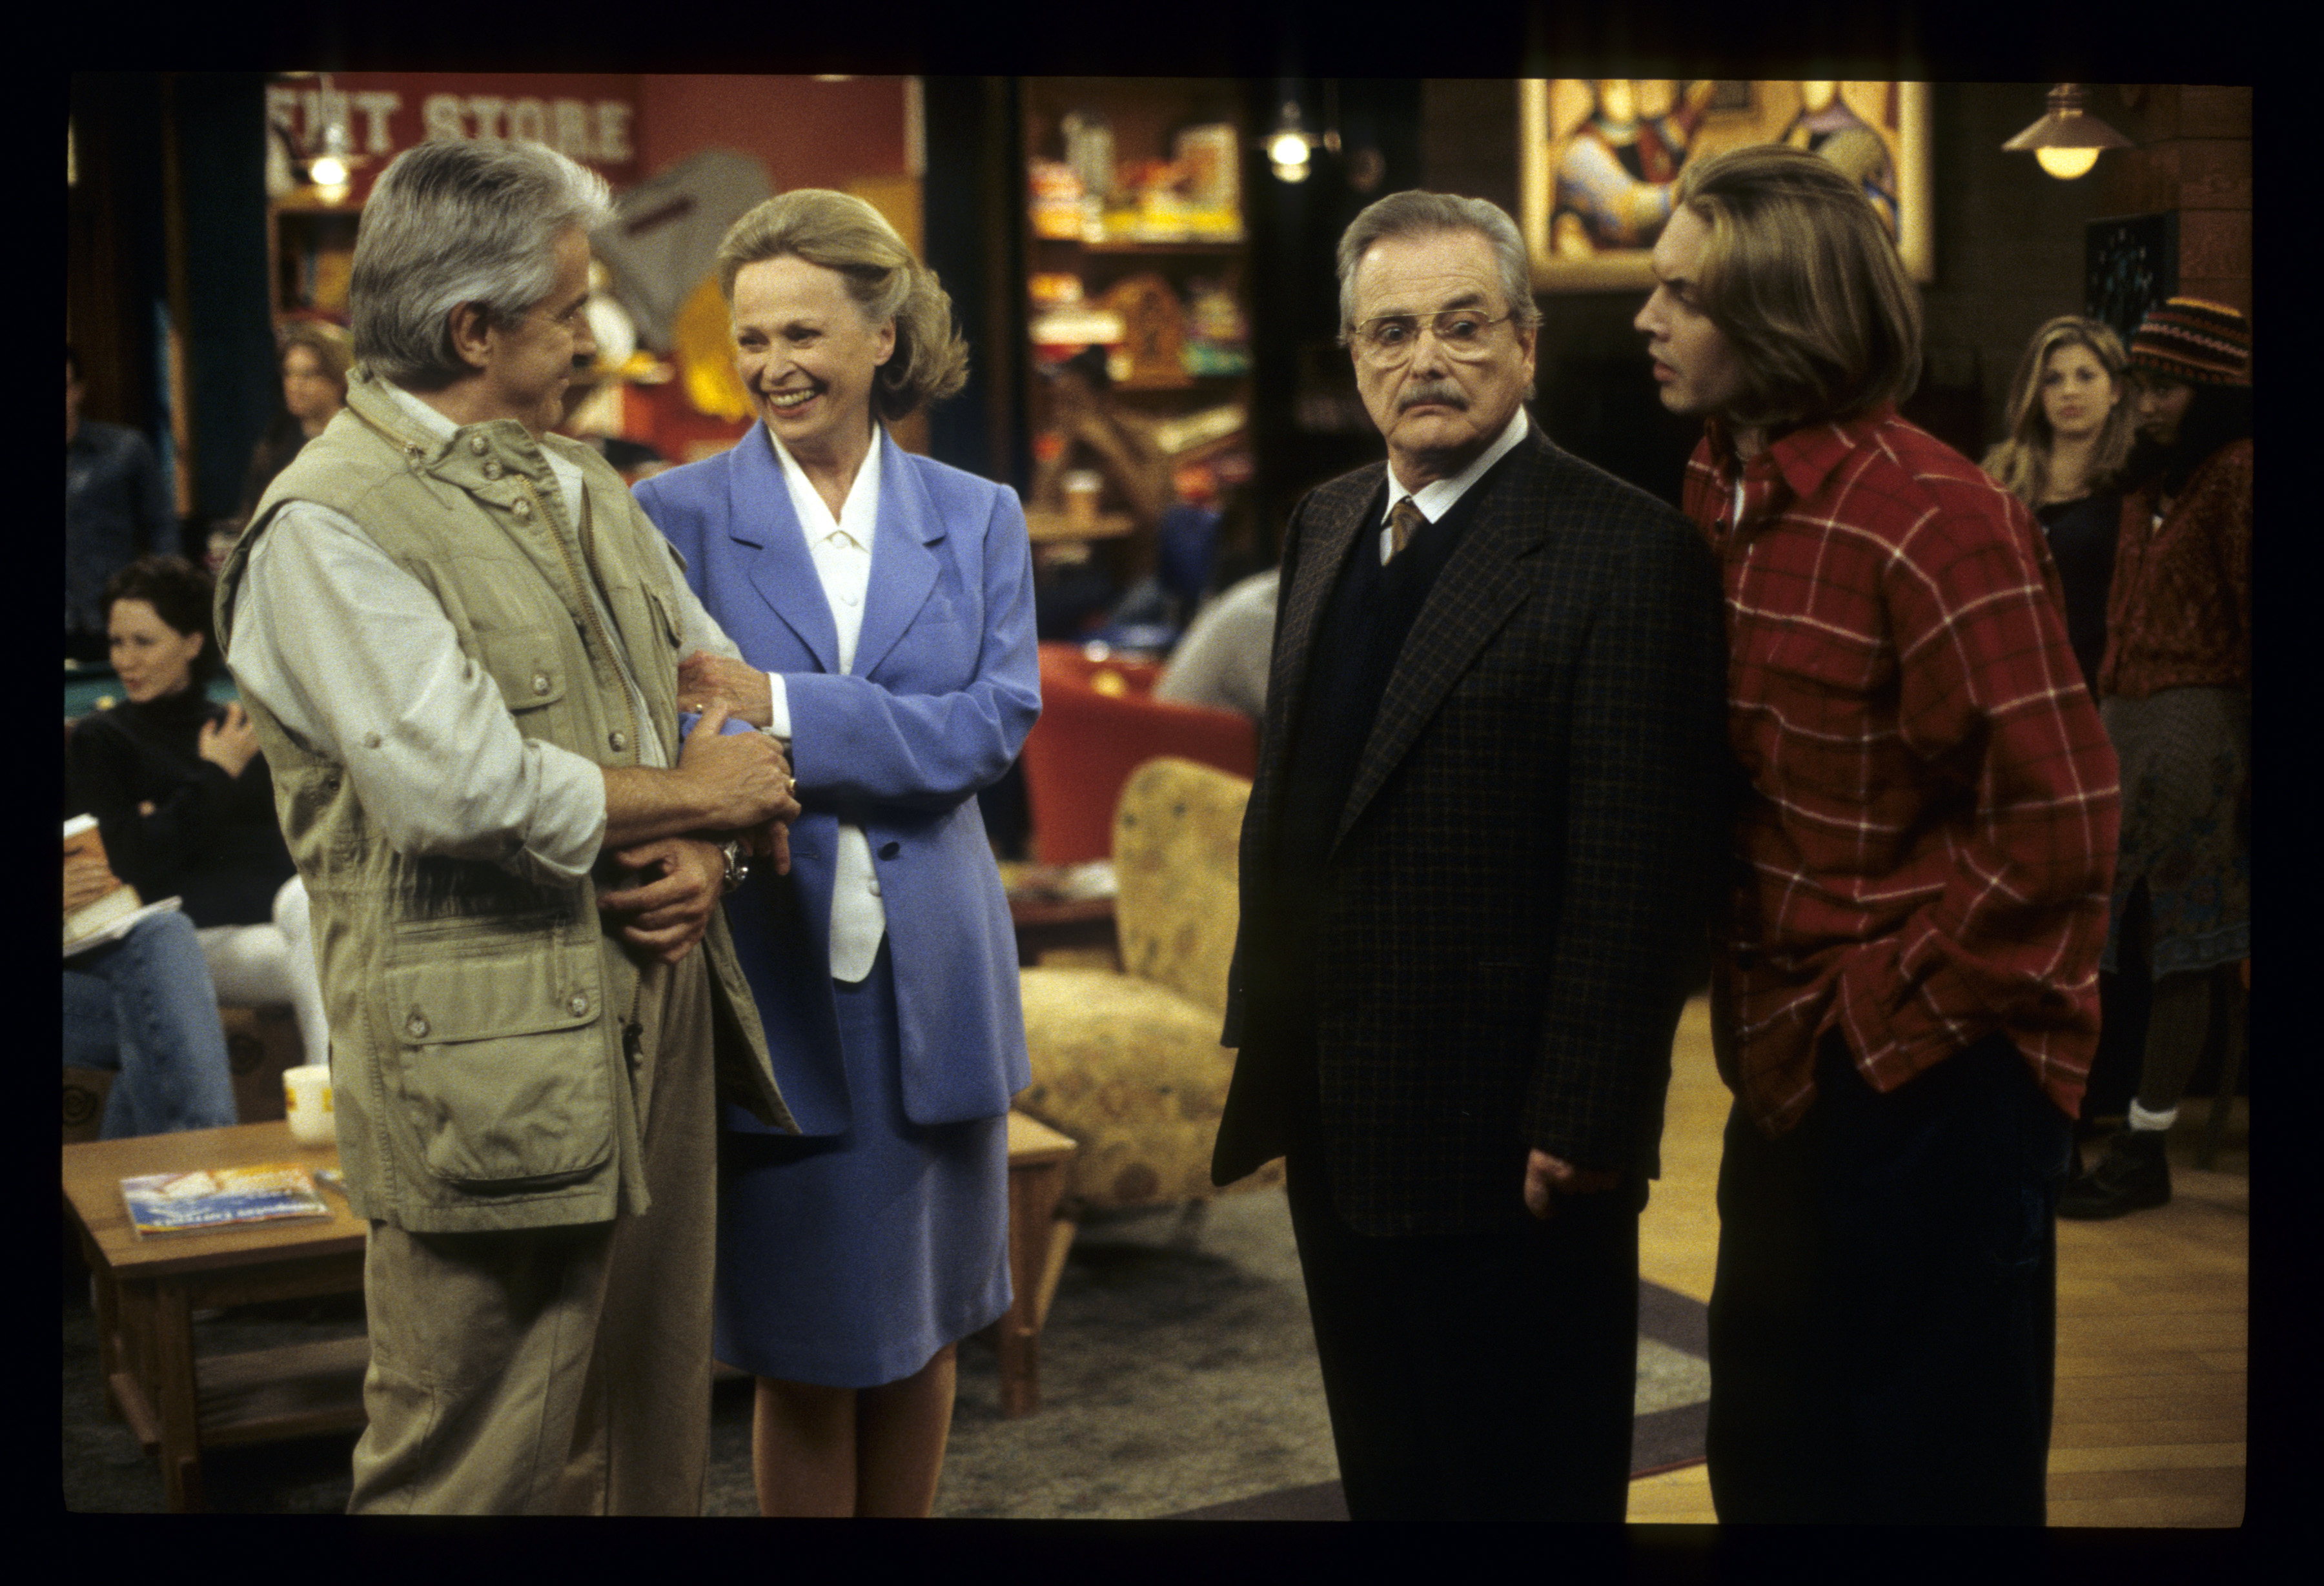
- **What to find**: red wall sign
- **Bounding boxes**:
[267,72,644,203]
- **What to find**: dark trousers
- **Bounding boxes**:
[1706,1032,2072,1525]
[1283,1145,1639,1520]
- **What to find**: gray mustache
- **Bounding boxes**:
[1398,381,1468,412]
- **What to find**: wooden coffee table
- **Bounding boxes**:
[68,1114,1083,1507]
[63,1121,368,1512]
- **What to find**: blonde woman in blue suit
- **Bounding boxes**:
[633,190,1039,1517]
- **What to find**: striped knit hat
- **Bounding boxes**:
[2128,297,2252,386]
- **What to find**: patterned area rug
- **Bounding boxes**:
[922,1185,1708,1521]
[61,1186,1707,1516]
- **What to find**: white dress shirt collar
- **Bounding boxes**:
[1379,405,1532,562]
[765,423,884,553]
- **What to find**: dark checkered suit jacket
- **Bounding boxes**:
[1212,424,1731,1237]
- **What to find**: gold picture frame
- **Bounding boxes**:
[1521,80,1933,292]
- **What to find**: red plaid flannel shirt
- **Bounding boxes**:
[1685,408,2119,1135]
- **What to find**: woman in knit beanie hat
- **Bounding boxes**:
[2061,297,2251,1220]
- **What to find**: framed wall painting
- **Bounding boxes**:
[2085,212,2179,347]
[1520,79,1933,292]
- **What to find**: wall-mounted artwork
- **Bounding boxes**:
[1520,80,1933,292]
[2085,212,2179,346]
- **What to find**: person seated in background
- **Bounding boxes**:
[236,321,352,531]
[64,841,238,1137]
[1981,316,2135,693]
[66,345,179,663]
[66,556,331,1071]
[1152,566,1279,721]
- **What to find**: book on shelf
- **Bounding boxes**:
[119,1163,333,1237]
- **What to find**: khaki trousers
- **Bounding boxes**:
[346,951,717,1514]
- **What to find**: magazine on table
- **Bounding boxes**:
[119,1163,332,1237]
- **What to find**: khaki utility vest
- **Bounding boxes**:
[217,368,791,1233]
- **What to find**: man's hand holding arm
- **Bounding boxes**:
[598,702,801,962]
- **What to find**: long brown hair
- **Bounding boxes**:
[1980,316,2132,507]
[1672,145,1922,431]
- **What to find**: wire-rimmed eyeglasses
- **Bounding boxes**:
[1348,309,1515,364]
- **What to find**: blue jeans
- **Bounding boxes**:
[63,910,239,1137]
[1706,1031,2072,1524]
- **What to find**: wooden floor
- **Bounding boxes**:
[1626,999,2248,1526]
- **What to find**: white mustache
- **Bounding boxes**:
[1398,381,1467,412]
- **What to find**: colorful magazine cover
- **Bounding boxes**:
[119,1163,331,1236]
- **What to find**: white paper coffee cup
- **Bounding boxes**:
[283,1063,336,1147]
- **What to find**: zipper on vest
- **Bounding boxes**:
[516,470,653,1041]
[516,473,644,769]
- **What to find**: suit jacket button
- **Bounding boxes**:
[609,729,627,753]
[469,435,490,455]
[567,991,590,1017]
[483,458,504,480]
[405,1014,429,1039]
[532,673,552,696]
[512,498,533,521]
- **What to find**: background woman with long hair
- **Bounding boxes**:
[1982,316,2135,692]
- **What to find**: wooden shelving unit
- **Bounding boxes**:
[1015,79,1255,596]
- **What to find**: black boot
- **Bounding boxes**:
[2057,1128,2172,1219]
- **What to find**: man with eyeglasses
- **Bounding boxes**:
[1211,190,1729,1519]
[215,139,802,1513]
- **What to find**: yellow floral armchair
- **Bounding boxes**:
[1013,756,1283,1214]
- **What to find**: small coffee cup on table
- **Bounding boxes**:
[283,1064,336,1148]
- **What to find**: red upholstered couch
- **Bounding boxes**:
[1019,643,1258,864]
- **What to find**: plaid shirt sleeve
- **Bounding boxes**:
[1700,415,2120,1132]
[1835,452,2119,1093]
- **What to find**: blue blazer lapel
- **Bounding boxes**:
[726,425,842,673]
[850,430,943,680]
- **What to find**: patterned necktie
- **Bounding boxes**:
[1388,496,1428,559]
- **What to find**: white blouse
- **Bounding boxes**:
[762,427,887,984]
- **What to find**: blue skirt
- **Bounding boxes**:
[713,940,1012,1388]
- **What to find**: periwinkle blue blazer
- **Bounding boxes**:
[633,423,1040,1135]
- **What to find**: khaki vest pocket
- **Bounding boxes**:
[473,626,569,715]
[382,942,613,1189]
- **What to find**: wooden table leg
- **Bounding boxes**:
[995,1155,1071,1419]
[78,1226,127,1421]
[150,1279,206,1512]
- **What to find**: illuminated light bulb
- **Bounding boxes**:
[2035,145,2101,180]
[309,155,348,187]
[1269,131,1310,168]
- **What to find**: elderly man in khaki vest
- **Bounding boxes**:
[218,139,802,1515]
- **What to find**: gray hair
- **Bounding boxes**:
[350,139,611,385]
[1335,190,1543,341]
[714,188,969,421]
